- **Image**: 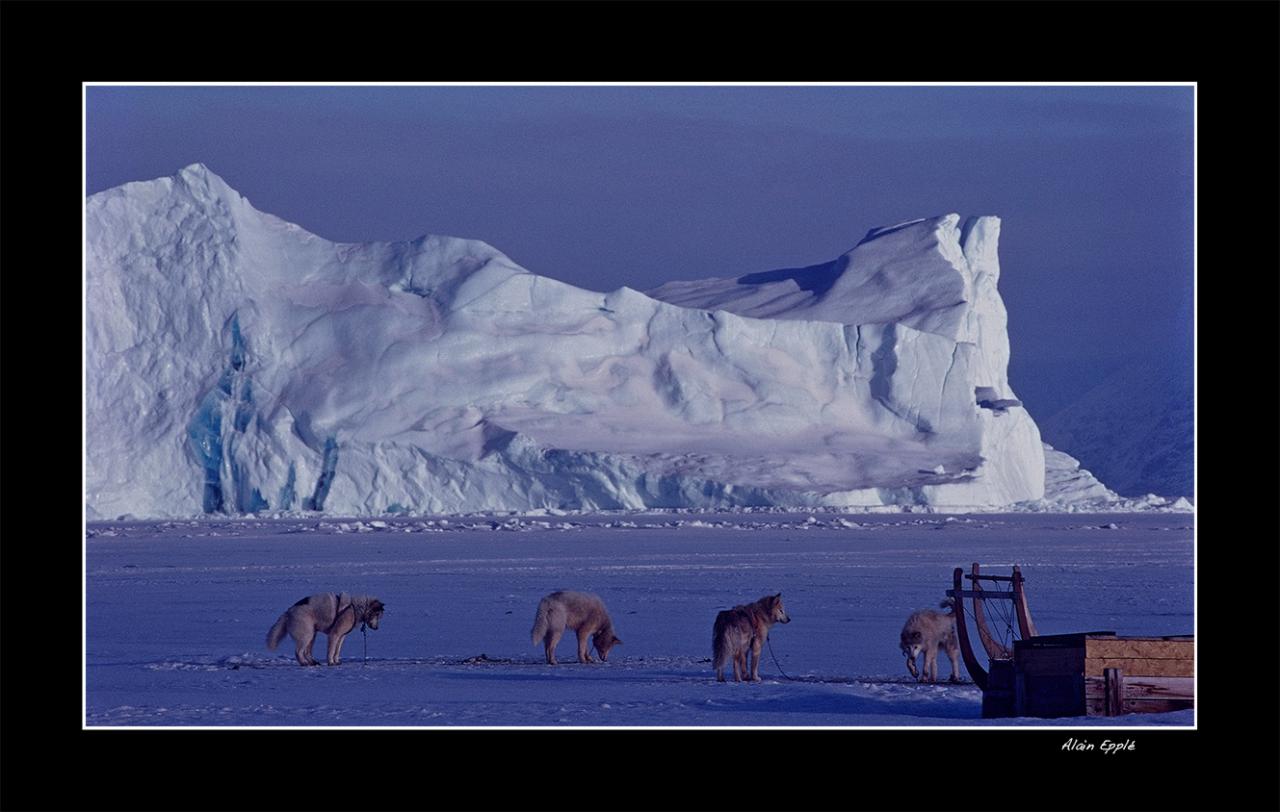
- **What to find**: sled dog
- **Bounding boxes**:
[530,591,622,664]
[712,593,791,682]
[899,599,961,683]
[266,592,385,666]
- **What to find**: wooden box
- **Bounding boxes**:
[1001,632,1193,718]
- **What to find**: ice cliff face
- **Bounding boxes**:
[86,165,1045,518]
[647,214,1044,508]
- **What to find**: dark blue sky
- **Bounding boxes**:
[85,85,1194,419]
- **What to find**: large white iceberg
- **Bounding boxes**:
[86,164,1047,518]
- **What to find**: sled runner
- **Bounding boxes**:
[946,563,1034,716]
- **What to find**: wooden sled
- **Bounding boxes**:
[947,563,1193,719]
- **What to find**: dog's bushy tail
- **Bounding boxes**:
[530,598,550,645]
[266,612,289,650]
[711,611,731,671]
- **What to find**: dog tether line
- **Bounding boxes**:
[767,636,796,681]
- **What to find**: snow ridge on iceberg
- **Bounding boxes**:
[87,164,1046,518]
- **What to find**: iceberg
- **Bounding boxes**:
[86,164,1048,518]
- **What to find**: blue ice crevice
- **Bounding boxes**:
[303,437,340,511]
[187,389,226,513]
[185,313,271,514]
[277,462,297,511]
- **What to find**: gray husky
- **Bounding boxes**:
[899,599,961,683]
[266,592,385,666]
[712,593,791,682]
[530,591,622,664]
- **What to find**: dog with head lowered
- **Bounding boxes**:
[712,593,790,682]
[266,592,385,666]
[899,599,962,683]
[530,590,622,664]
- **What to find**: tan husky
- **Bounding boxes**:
[712,593,790,682]
[266,592,385,666]
[530,591,622,664]
[899,599,961,683]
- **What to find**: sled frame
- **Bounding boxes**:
[946,563,1037,691]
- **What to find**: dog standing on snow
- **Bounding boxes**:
[712,593,791,682]
[530,591,622,664]
[266,592,385,666]
[899,598,962,683]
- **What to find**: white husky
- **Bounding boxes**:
[899,599,961,683]
[266,592,385,666]
[530,591,622,664]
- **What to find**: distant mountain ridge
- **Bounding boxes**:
[1040,355,1193,499]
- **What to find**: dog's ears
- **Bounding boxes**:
[613,637,623,645]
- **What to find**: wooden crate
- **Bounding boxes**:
[983,659,1017,718]
[1001,632,1193,718]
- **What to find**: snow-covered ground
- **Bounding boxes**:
[85,511,1193,728]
